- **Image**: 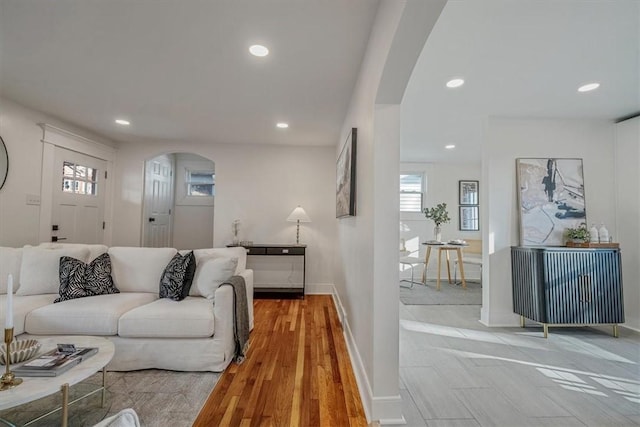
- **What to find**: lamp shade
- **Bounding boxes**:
[287,206,311,223]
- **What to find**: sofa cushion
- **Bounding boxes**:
[159,251,196,301]
[190,257,237,299]
[25,293,157,336]
[118,297,214,338]
[17,246,90,296]
[0,247,22,294]
[0,294,57,334]
[37,243,108,262]
[55,253,120,303]
[190,247,246,275]
[109,247,177,293]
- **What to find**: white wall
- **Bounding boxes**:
[483,117,617,326]
[110,141,336,290]
[334,0,446,423]
[615,116,640,331]
[0,98,116,247]
[400,162,481,280]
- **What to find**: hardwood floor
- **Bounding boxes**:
[194,295,368,427]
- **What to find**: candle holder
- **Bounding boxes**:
[0,328,23,391]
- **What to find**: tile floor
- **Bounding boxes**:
[399,302,640,427]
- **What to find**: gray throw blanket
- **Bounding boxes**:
[220,275,250,363]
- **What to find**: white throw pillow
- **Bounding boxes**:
[108,247,177,293]
[0,247,22,294]
[17,246,90,295]
[92,408,140,427]
[190,247,246,275]
[191,256,238,299]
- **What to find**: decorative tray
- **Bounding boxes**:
[566,242,620,248]
[0,339,41,365]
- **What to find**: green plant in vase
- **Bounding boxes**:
[423,203,451,242]
[565,223,590,244]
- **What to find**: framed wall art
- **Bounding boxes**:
[459,180,479,205]
[459,206,479,231]
[516,158,586,246]
[336,128,357,218]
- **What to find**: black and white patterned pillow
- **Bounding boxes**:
[159,251,196,301]
[55,253,119,303]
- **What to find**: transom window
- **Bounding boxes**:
[62,161,98,195]
[187,170,215,196]
[400,173,424,212]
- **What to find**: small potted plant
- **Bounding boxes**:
[565,223,590,244]
[423,203,451,242]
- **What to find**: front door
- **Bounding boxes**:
[52,147,107,244]
[143,154,174,247]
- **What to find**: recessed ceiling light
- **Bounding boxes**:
[276,122,289,129]
[115,119,130,126]
[249,44,269,57]
[446,78,464,88]
[578,82,600,92]
[445,144,456,149]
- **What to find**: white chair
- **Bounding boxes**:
[399,240,425,288]
[453,239,482,283]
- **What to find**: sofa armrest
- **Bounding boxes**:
[238,269,254,330]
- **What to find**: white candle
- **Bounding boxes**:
[5,274,13,329]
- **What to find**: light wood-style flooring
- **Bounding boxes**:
[194,295,368,427]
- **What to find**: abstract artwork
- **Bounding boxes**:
[516,158,586,246]
[336,128,357,218]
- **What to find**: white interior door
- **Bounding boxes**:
[52,147,107,244]
[143,154,174,247]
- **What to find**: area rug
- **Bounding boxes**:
[400,280,482,305]
[0,369,220,427]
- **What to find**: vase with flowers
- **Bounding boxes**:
[423,203,451,242]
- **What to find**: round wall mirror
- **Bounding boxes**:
[0,136,8,190]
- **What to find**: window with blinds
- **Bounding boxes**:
[400,173,424,212]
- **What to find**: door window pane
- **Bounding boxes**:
[61,161,99,196]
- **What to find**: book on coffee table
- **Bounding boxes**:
[13,347,99,377]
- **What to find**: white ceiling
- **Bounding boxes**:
[0,0,379,146]
[401,0,640,163]
[1,1,638,157]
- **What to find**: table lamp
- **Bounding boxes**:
[287,206,311,244]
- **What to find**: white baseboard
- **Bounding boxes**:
[305,283,335,295]
[329,285,405,425]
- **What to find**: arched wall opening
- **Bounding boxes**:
[141,152,215,249]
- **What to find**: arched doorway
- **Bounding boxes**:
[142,152,215,249]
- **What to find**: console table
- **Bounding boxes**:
[230,244,306,298]
[511,246,624,338]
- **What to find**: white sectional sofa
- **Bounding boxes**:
[0,243,253,372]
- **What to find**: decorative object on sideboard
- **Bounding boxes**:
[589,224,599,243]
[423,203,451,242]
[598,223,610,243]
[336,128,357,218]
[231,219,241,245]
[287,206,311,244]
[565,222,590,244]
[516,158,586,246]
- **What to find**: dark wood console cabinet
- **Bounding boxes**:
[230,244,306,298]
[511,246,624,337]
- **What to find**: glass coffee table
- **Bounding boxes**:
[0,336,114,427]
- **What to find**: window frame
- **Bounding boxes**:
[399,172,425,213]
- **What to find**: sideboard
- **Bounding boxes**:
[511,246,624,338]
[229,244,306,298]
